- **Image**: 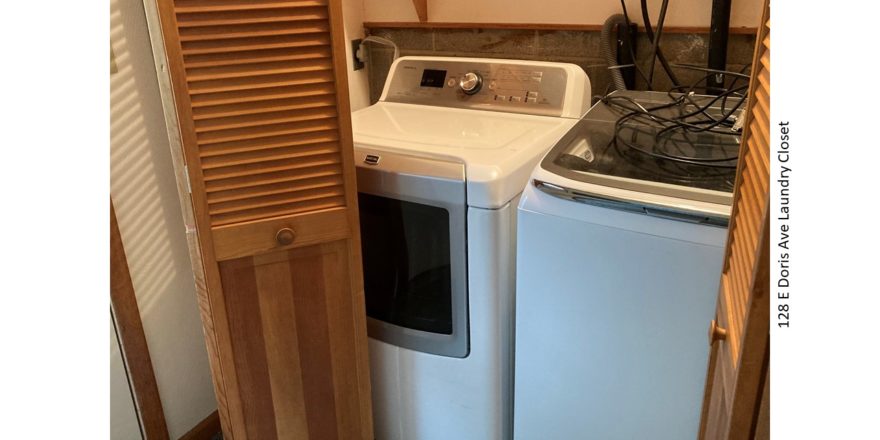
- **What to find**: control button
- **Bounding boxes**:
[495,95,507,101]
[527,91,539,98]
[488,81,497,91]
[526,97,538,103]
[446,78,456,87]
[509,96,522,102]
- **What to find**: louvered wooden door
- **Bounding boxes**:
[152,0,373,438]
[698,2,770,439]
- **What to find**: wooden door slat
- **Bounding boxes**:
[179,20,330,42]
[736,167,759,248]
[204,164,343,194]
[757,68,769,95]
[175,0,328,14]
[207,174,344,204]
[190,82,335,108]
[745,146,769,196]
[209,184,345,216]
[201,141,340,170]
[193,94,337,121]
[203,153,341,181]
[211,196,346,226]
[197,118,338,145]
[177,7,328,28]
[188,70,334,95]
[199,130,340,157]
[181,33,331,56]
[184,46,332,69]
[750,102,770,151]
[195,106,338,134]
[187,58,332,82]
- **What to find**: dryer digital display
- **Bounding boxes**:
[420,69,447,88]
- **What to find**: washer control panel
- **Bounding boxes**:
[381,58,573,117]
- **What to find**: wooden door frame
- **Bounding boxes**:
[111,200,170,440]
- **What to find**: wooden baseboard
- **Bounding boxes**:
[179,411,221,440]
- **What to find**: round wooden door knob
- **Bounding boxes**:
[708,319,728,344]
[275,228,295,246]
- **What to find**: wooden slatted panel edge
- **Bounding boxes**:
[713,3,771,438]
[718,8,770,358]
[146,0,245,436]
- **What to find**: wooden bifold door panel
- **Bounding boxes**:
[698,1,770,439]
[151,0,373,438]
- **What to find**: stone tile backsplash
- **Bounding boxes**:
[363,27,756,104]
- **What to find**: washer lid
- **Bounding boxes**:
[539,90,741,207]
[353,102,577,209]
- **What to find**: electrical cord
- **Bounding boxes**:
[664,64,751,128]
[639,0,681,89]
[598,69,749,169]
[646,0,671,90]
[357,36,400,62]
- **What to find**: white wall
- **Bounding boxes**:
[364,0,762,29]
[343,0,371,110]
[110,0,217,436]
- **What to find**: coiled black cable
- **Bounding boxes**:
[600,69,748,169]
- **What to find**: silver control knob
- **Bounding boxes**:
[458,72,483,95]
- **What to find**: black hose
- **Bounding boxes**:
[601,15,629,91]
[618,0,651,86]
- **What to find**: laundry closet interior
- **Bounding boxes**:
[109,0,771,438]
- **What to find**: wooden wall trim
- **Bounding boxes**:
[411,0,427,22]
[111,200,170,440]
[363,21,758,34]
[179,411,221,440]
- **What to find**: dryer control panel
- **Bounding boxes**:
[379,57,590,118]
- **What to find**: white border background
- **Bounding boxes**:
[0,1,108,437]
[1,0,879,438]
[773,0,880,437]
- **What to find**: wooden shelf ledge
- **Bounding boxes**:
[363,21,758,35]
